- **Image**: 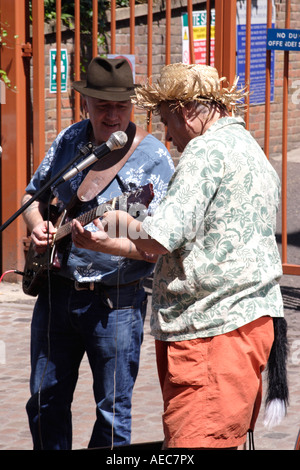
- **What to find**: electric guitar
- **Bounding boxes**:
[22,184,154,296]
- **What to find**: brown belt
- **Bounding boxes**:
[74,279,140,292]
[53,275,141,293]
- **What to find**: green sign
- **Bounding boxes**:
[50,49,68,93]
[182,10,215,27]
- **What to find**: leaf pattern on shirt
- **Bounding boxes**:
[143,117,284,341]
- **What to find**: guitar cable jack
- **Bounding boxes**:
[0,269,25,283]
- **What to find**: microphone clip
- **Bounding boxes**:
[79,142,94,158]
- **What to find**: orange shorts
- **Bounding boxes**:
[155,316,274,449]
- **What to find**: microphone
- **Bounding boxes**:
[58,131,128,183]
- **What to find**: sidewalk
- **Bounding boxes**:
[0,273,299,450]
[0,152,300,451]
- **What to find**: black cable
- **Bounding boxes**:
[248,430,255,450]
[36,196,53,450]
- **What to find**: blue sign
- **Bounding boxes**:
[237,25,275,105]
[267,29,300,51]
[236,0,276,106]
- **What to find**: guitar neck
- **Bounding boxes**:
[53,184,153,244]
[55,204,109,242]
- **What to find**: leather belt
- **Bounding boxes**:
[53,275,140,293]
[74,279,140,292]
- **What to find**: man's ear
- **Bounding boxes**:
[181,105,189,123]
[81,96,88,117]
[181,104,197,130]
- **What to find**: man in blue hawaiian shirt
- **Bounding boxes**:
[21,57,174,450]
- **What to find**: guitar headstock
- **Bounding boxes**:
[96,183,154,220]
[123,183,154,220]
[124,183,154,208]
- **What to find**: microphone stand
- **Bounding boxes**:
[0,142,94,233]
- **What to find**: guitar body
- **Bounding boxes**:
[22,240,58,297]
[22,209,68,297]
[22,184,154,296]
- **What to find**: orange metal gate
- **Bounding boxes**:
[0,0,299,278]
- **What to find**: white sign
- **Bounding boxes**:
[107,54,136,80]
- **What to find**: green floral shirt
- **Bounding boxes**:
[142,117,284,341]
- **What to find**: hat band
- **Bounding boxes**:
[86,85,135,92]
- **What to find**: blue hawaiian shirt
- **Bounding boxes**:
[26,119,175,285]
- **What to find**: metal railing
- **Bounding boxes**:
[0,0,299,277]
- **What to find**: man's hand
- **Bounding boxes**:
[71,218,110,252]
[71,217,159,263]
[101,210,133,238]
[30,221,57,254]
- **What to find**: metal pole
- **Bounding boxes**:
[281,0,291,266]
[245,0,251,128]
[147,0,153,133]
[56,0,61,134]
[206,0,211,65]
[264,0,272,159]
[32,0,45,169]
[74,0,81,122]
[92,0,98,57]
[0,0,28,274]
[111,0,116,54]
[187,0,195,63]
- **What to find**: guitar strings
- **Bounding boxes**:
[36,197,53,450]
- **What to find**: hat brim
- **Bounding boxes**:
[73,80,137,101]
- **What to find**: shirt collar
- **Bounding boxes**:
[205,115,246,135]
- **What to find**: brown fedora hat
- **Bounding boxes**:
[72,56,136,101]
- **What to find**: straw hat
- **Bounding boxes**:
[73,57,136,101]
[132,63,247,113]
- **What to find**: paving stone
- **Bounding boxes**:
[0,272,299,451]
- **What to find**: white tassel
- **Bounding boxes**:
[263,399,287,429]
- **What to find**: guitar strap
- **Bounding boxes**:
[63,123,148,220]
[77,122,148,203]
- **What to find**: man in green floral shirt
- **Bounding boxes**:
[102,63,288,449]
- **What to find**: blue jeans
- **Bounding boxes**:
[26,275,147,450]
